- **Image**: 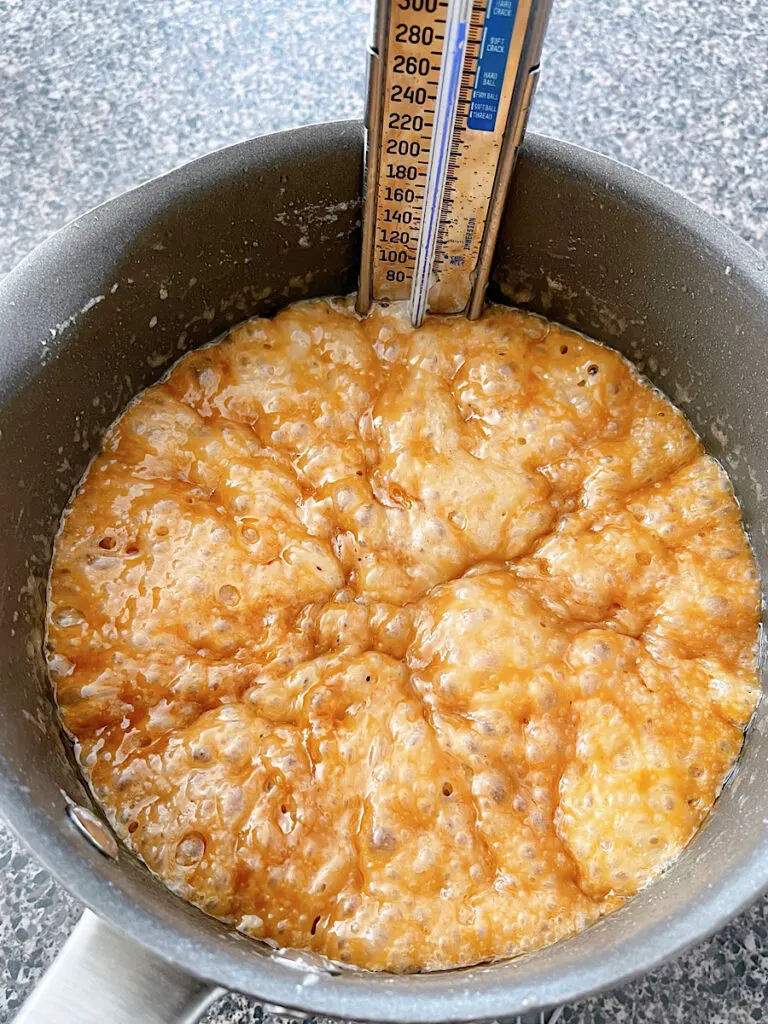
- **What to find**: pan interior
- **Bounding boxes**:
[0,122,765,1020]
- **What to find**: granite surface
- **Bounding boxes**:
[2,0,768,1020]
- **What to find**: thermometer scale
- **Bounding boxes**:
[357,0,552,325]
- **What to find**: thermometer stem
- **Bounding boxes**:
[409,0,472,327]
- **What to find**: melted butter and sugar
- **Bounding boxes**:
[48,297,761,971]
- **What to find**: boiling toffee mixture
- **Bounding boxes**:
[47,297,760,971]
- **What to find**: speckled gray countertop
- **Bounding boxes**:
[2,0,768,1021]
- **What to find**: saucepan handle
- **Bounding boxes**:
[14,910,223,1024]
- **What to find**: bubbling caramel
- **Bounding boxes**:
[47,297,761,971]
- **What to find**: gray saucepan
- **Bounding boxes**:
[0,121,766,1024]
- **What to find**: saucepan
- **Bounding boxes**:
[1,120,766,1024]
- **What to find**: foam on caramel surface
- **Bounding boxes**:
[47,297,760,971]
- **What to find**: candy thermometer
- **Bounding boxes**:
[357,0,553,326]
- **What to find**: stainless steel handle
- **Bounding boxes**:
[14,910,223,1024]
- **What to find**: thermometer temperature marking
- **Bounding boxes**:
[358,0,552,324]
[409,0,471,326]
